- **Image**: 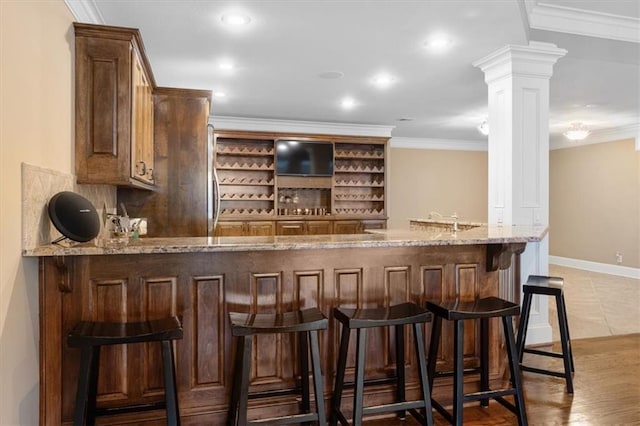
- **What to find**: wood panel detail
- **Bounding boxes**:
[192,275,225,388]
[250,273,283,386]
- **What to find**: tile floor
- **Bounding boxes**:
[547,264,640,341]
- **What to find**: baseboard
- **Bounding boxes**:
[523,323,554,345]
[549,256,640,279]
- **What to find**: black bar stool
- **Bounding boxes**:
[426,297,527,426]
[227,307,328,425]
[331,302,434,426]
[67,317,183,426]
[516,275,575,393]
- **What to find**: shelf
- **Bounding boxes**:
[216,163,274,171]
[217,146,274,156]
[218,177,274,185]
[334,194,384,201]
[333,208,385,216]
[220,193,274,201]
[335,180,384,187]
[335,150,384,159]
[334,165,384,173]
[220,208,275,217]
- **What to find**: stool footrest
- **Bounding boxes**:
[363,399,429,416]
[95,401,166,417]
[247,387,302,400]
[433,367,481,379]
[520,364,568,378]
[339,375,399,390]
[523,347,565,358]
[430,399,454,424]
[494,396,520,414]
[248,412,319,425]
[463,388,517,403]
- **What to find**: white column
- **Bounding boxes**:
[474,42,566,344]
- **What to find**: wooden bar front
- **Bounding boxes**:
[40,243,520,425]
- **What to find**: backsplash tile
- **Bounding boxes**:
[22,163,116,250]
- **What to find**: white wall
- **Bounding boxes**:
[0,1,75,424]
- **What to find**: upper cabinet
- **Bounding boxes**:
[74,23,156,190]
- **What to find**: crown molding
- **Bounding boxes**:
[64,0,104,24]
[550,123,640,151]
[390,137,487,152]
[529,2,640,43]
[210,116,395,138]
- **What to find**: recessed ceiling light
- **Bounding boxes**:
[563,122,590,140]
[372,74,395,88]
[424,35,453,52]
[340,97,356,109]
[221,14,251,26]
[214,91,227,98]
[396,117,414,122]
[219,62,234,71]
[318,71,344,79]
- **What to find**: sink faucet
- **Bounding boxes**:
[451,212,458,233]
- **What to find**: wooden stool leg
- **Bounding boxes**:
[352,328,367,426]
[299,331,311,415]
[161,340,180,425]
[453,319,464,426]
[86,345,101,426]
[555,295,574,394]
[503,316,528,426]
[412,322,434,426]
[427,316,442,394]
[73,346,94,426]
[395,324,406,419]
[560,294,575,373]
[480,318,490,407]
[229,335,252,426]
[331,324,350,426]
[517,292,533,362]
[227,335,244,426]
[309,329,327,425]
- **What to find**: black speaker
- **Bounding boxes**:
[48,191,100,243]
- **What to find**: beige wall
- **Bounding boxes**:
[0,1,75,424]
[550,139,640,268]
[387,148,488,229]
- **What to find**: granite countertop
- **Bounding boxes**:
[24,224,548,257]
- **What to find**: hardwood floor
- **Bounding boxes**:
[361,334,640,425]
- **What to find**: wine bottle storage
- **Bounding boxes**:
[333,208,385,216]
[213,131,387,228]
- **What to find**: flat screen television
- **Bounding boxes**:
[276,140,334,176]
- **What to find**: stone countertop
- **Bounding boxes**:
[24,225,548,257]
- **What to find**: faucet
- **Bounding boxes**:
[451,212,458,233]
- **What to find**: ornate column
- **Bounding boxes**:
[474,42,566,344]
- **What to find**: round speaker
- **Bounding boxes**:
[48,191,100,243]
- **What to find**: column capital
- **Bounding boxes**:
[473,41,567,83]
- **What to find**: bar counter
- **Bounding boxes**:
[34,225,546,425]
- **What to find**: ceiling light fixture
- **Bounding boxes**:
[424,35,453,52]
[214,91,227,98]
[340,97,356,109]
[372,74,395,88]
[477,119,489,136]
[563,122,590,140]
[221,13,251,26]
[219,62,234,71]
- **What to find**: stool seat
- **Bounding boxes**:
[331,302,433,426]
[334,302,432,328]
[68,317,182,426]
[517,275,575,393]
[426,297,527,426]
[228,307,327,425]
[426,296,519,320]
[229,308,327,335]
[68,317,183,346]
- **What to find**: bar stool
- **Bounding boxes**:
[227,307,328,425]
[516,275,575,393]
[67,317,183,426]
[331,302,434,426]
[426,297,527,426]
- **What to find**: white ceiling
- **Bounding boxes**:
[76,0,639,146]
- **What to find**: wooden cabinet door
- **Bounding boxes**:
[276,221,306,235]
[247,221,275,236]
[214,221,245,236]
[361,220,386,231]
[131,48,154,184]
[306,221,332,235]
[333,220,362,234]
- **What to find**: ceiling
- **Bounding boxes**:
[78,0,639,146]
